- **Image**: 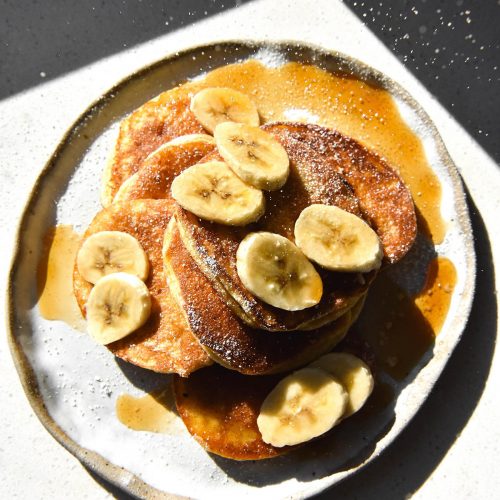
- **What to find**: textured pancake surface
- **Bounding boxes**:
[73,199,211,376]
[164,220,359,374]
[113,136,216,203]
[263,123,417,263]
[176,123,377,331]
[101,86,206,206]
[174,365,291,460]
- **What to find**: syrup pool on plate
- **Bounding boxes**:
[37,224,86,331]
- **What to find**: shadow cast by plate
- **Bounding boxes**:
[318,189,496,499]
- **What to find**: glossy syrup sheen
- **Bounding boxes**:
[116,385,181,434]
[36,59,457,426]
[187,60,446,244]
[37,225,86,331]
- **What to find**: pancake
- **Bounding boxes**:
[262,123,417,263]
[113,135,216,203]
[164,219,363,375]
[175,123,379,332]
[101,86,206,206]
[173,364,291,460]
[73,200,212,376]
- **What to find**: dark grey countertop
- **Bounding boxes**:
[2,0,499,163]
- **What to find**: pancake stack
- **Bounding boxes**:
[73,76,417,460]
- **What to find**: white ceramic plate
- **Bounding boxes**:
[7,41,475,499]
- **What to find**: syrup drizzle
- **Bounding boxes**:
[355,257,457,380]
[116,385,181,434]
[37,224,86,331]
[187,60,446,244]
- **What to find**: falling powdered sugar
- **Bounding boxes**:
[253,47,288,68]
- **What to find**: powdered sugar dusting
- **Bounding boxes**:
[254,47,287,68]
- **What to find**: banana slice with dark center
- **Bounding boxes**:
[190,87,260,133]
[214,122,289,190]
[86,272,151,345]
[257,367,348,447]
[236,232,323,311]
[76,230,149,284]
[295,204,383,273]
[171,160,265,226]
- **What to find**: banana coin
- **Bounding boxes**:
[257,367,348,447]
[214,122,289,190]
[190,87,260,133]
[86,272,152,345]
[310,352,374,416]
[77,231,149,284]
[171,160,265,226]
[295,204,383,273]
[236,232,323,311]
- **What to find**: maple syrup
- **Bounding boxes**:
[189,59,456,381]
[37,59,458,434]
[37,225,86,331]
[116,385,181,434]
[188,60,446,244]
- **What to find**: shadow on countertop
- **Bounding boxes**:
[343,0,500,164]
[316,189,497,499]
[0,0,252,100]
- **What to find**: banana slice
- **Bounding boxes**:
[190,87,260,133]
[309,352,374,416]
[236,232,323,311]
[171,160,265,226]
[294,204,383,273]
[214,122,289,190]
[77,231,149,284]
[257,367,348,447]
[86,272,151,345]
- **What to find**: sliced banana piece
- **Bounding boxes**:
[310,352,374,416]
[190,87,260,133]
[86,272,151,345]
[257,367,348,447]
[294,204,383,273]
[236,232,323,311]
[171,160,265,226]
[77,231,149,284]
[214,122,289,190]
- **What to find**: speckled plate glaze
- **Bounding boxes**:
[7,41,475,499]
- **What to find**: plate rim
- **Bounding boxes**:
[7,39,476,499]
